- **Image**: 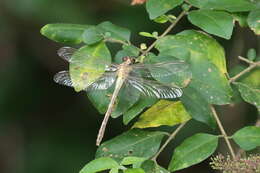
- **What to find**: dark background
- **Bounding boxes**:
[0,0,259,173]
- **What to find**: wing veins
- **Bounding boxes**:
[127,76,183,99]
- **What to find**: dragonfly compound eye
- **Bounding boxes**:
[122,56,128,62]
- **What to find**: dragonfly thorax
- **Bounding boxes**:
[117,61,133,79]
[122,56,135,65]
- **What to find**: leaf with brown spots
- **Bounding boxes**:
[156,30,233,105]
[95,129,166,162]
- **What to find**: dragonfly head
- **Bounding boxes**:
[122,56,136,64]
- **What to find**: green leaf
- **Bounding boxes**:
[232,126,260,150]
[40,23,90,44]
[188,10,234,39]
[232,68,260,111]
[124,168,145,173]
[121,157,146,165]
[80,157,119,173]
[146,0,183,19]
[247,8,260,35]
[187,0,256,12]
[180,87,216,128]
[133,100,191,129]
[247,48,257,61]
[139,32,155,38]
[234,82,260,111]
[87,90,110,114]
[97,21,131,42]
[115,45,140,63]
[229,65,258,104]
[82,26,104,44]
[181,3,190,11]
[156,30,233,105]
[168,133,218,171]
[141,160,170,173]
[123,97,157,125]
[153,15,169,23]
[96,129,166,162]
[70,42,111,92]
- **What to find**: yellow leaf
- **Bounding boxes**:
[133,100,191,129]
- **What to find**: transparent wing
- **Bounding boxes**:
[53,71,117,91]
[54,71,73,87]
[87,72,117,91]
[57,47,77,62]
[130,61,189,78]
[127,76,182,99]
[57,46,119,72]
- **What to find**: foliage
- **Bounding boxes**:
[168,133,218,171]
[41,0,260,172]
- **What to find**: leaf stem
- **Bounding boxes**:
[140,5,192,57]
[105,38,145,54]
[229,56,260,83]
[151,122,187,161]
[105,38,130,46]
[217,135,232,139]
[210,106,236,159]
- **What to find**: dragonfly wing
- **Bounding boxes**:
[131,61,189,78]
[127,76,182,99]
[57,47,119,72]
[57,47,77,62]
[53,71,117,90]
[53,71,73,87]
[87,72,117,91]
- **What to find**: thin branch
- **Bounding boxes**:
[229,64,258,83]
[105,38,145,54]
[152,122,187,161]
[210,106,236,159]
[229,56,260,83]
[140,5,192,57]
[238,56,255,65]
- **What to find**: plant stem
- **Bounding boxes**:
[210,106,236,159]
[238,56,255,65]
[105,38,129,46]
[105,38,145,54]
[142,6,192,161]
[229,56,260,83]
[152,122,187,161]
[141,5,192,57]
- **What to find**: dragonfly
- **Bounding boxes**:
[54,47,189,146]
